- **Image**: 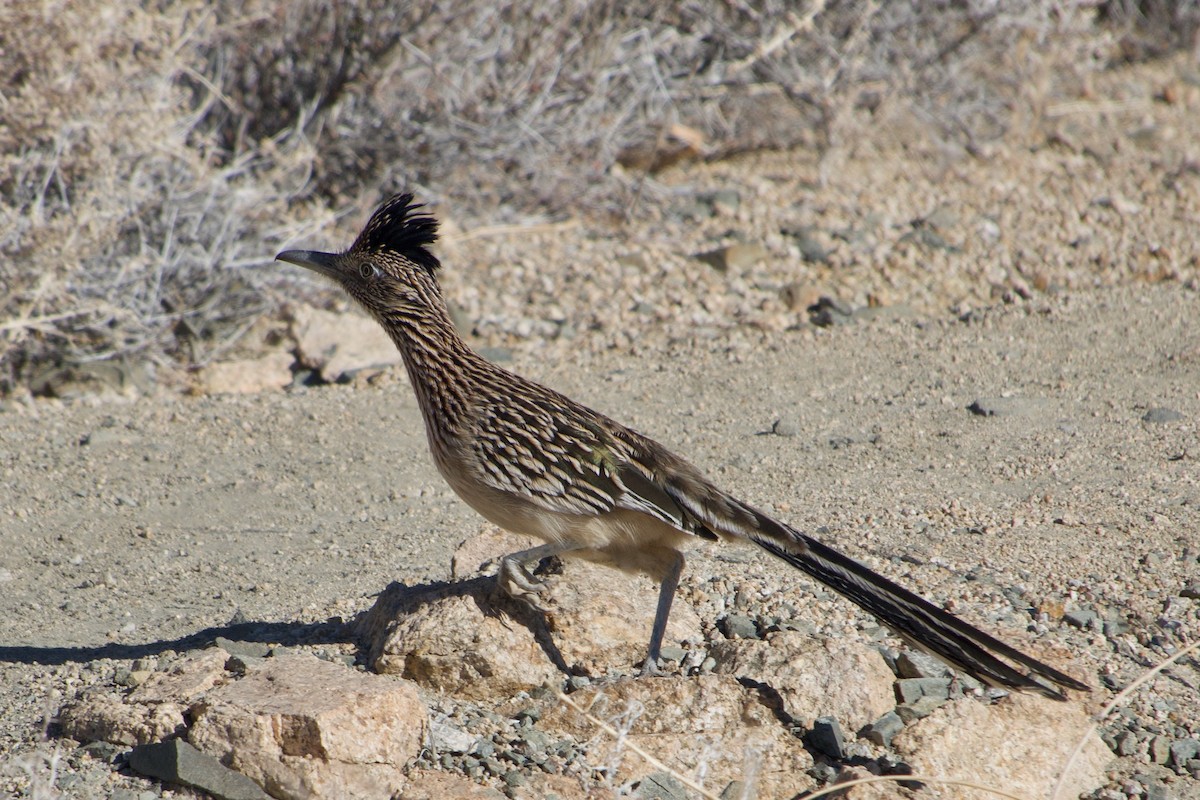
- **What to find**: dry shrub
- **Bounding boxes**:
[1,0,1195,394]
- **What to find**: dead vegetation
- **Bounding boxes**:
[1,0,1196,395]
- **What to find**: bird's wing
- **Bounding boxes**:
[470,397,695,531]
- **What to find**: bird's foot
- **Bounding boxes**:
[494,555,552,614]
[637,655,665,678]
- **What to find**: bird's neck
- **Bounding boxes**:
[378,289,483,434]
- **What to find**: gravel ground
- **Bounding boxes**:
[2,284,1198,798]
[2,51,1199,800]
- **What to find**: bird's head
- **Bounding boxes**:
[276,192,442,318]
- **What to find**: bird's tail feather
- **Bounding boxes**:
[734,507,1089,700]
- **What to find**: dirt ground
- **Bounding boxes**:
[2,51,1200,800]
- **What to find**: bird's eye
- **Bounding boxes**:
[359,262,376,279]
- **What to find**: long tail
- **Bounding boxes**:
[729,505,1090,699]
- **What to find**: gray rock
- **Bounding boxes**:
[895,677,953,704]
[1149,735,1172,764]
[1170,738,1200,767]
[658,645,686,663]
[128,739,269,800]
[718,614,758,640]
[808,716,847,759]
[1115,730,1140,756]
[895,695,950,723]
[1180,583,1200,600]
[635,770,688,800]
[966,397,1048,417]
[1142,407,1183,424]
[808,296,854,327]
[770,416,801,437]
[862,711,904,747]
[895,650,950,679]
[430,719,477,754]
[1064,608,1101,629]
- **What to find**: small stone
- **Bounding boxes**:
[1148,735,1172,764]
[808,716,848,759]
[431,720,477,754]
[1064,608,1101,629]
[717,614,758,640]
[1179,584,1200,600]
[658,645,686,663]
[895,677,953,705]
[1142,407,1183,424]
[693,243,768,272]
[635,770,688,800]
[128,739,270,800]
[1114,730,1140,756]
[895,695,950,723]
[895,651,950,679]
[770,417,801,437]
[808,296,854,327]
[1170,738,1200,767]
[862,711,904,748]
[720,781,748,800]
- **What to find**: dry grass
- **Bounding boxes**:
[1,0,1196,394]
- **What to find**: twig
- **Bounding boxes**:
[1052,639,1200,800]
[557,692,723,800]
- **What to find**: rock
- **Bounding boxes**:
[128,648,230,704]
[199,351,293,395]
[634,771,688,800]
[213,638,273,659]
[808,716,847,759]
[1142,407,1183,424]
[128,738,270,800]
[429,719,477,755]
[398,771,506,799]
[440,528,701,679]
[967,397,1050,417]
[1064,608,1101,630]
[862,711,904,747]
[290,304,402,382]
[894,650,951,679]
[541,675,814,799]
[1148,735,1172,764]
[892,693,1109,798]
[58,692,186,747]
[779,282,824,312]
[808,296,854,327]
[1170,738,1200,768]
[895,677,953,705]
[693,243,768,273]
[188,655,425,800]
[717,614,758,640]
[709,631,895,732]
[358,578,560,698]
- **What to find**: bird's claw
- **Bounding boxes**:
[494,556,552,614]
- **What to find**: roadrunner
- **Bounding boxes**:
[277,192,1090,700]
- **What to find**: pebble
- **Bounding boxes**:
[808,716,848,759]
[1065,608,1101,629]
[895,677,953,704]
[1142,407,1183,424]
[1171,738,1200,768]
[895,650,950,679]
[863,711,904,748]
[717,613,758,640]
[693,243,768,273]
[635,771,688,800]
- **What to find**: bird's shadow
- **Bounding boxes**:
[0,575,569,675]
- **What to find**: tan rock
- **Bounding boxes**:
[290,304,401,381]
[891,692,1110,800]
[709,631,895,732]
[199,351,293,394]
[541,675,814,799]
[398,771,507,799]
[358,579,560,699]
[188,655,426,800]
[129,647,231,704]
[58,692,186,747]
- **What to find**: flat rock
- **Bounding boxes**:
[541,675,814,798]
[892,692,1110,799]
[188,654,425,800]
[128,738,270,800]
[709,631,896,732]
[58,691,186,747]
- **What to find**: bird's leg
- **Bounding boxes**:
[639,552,685,677]
[493,542,580,612]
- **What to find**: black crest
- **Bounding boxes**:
[349,192,441,273]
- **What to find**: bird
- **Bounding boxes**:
[276,191,1091,700]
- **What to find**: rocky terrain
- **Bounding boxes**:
[2,37,1200,800]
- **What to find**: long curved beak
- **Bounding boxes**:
[276,249,341,280]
